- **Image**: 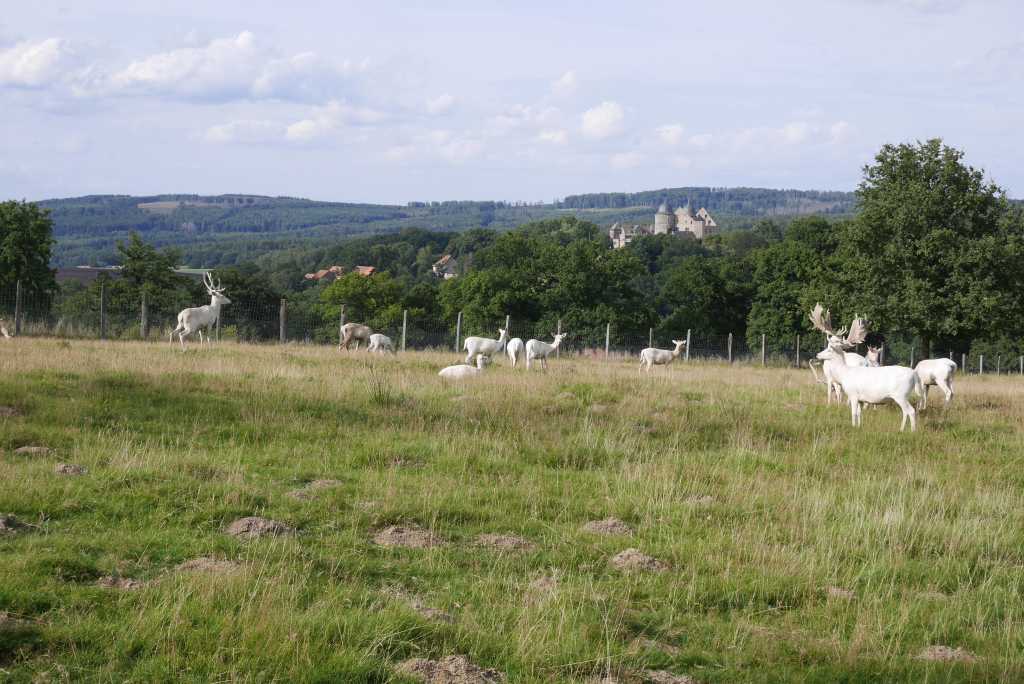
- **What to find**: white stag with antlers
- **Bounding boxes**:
[169,273,231,350]
[807,303,870,403]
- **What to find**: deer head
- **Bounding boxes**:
[204,272,231,305]
[809,303,869,350]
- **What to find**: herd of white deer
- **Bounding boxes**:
[166,281,958,432]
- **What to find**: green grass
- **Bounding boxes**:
[1,340,1022,682]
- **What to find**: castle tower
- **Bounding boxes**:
[653,201,676,235]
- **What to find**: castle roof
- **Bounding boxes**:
[656,201,671,214]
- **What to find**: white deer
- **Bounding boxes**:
[463,328,508,364]
[0,319,10,340]
[638,339,687,373]
[439,353,489,380]
[525,332,567,370]
[169,273,230,350]
[506,337,525,368]
[367,333,396,354]
[807,304,870,403]
[339,322,373,350]
[915,358,957,409]
[866,345,882,367]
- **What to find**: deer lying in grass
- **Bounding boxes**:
[438,353,489,380]
[816,340,921,432]
[339,322,373,350]
[526,333,567,370]
[463,328,508,364]
[638,339,686,373]
[915,358,957,409]
[367,333,396,354]
[807,304,869,403]
[169,273,230,351]
[506,337,525,368]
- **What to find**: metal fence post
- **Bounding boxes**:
[279,298,287,344]
[761,334,766,367]
[727,332,733,364]
[556,318,562,358]
[796,334,800,368]
[455,311,462,353]
[140,293,148,340]
[401,309,408,352]
[685,328,691,361]
[99,282,107,340]
[14,280,22,336]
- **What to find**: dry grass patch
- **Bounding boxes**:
[396,655,505,683]
[474,533,537,552]
[582,517,633,535]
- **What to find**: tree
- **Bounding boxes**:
[839,139,1024,352]
[0,200,57,297]
[320,272,404,331]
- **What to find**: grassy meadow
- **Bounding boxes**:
[1,339,1022,682]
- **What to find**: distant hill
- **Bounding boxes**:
[39,187,859,267]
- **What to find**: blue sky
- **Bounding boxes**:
[1,0,1021,203]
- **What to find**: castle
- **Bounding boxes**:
[608,201,718,248]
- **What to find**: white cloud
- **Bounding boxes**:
[0,38,71,87]
[551,70,577,96]
[489,104,558,132]
[537,129,568,145]
[581,101,624,139]
[285,100,385,142]
[610,151,643,169]
[656,123,685,146]
[425,93,456,115]
[384,144,417,162]
[780,121,810,145]
[688,133,713,149]
[204,119,282,144]
[829,120,851,144]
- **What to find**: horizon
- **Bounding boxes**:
[3,1,1023,203]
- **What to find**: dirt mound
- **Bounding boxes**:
[385,588,455,623]
[825,586,854,600]
[54,463,87,476]
[582,518,633,535]
[176,557,241,574]
[475,533,537,552]
[610,548,668,573]
[225,516,294,539]
[0,514,29,534]
[287,479,341,500]
[0,406,23,417]
[97,575,145,590]
[916,645,977,663]
[374,524,444,549]
[643,671,697,684]
[524,573,559,607]
[14,446,51,456]
[396,655,505,683]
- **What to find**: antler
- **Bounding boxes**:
[843,316,870,348]
[808,303,835,336]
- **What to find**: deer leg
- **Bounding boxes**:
[940,379,953,405]
[895,397,915,432]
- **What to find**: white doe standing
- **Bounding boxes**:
[525,332,567,370]
[169,273,230,351]
[463,328,508,364]
[506,337,525,368]
[807,304,870,404]
[367,333,396,354]
[914,358,957,409]
[439,353,489,380]
[339,322,373,350]
[638,339,687,373]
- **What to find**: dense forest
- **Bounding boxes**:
[559,186,856,215]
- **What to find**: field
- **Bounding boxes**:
[1,339,1022,682]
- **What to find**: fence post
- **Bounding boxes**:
[279,298,287,344]
[648,327,653,349]
[727,332,733,364]
[140,293,148,340]
[1020,356,1023,375]
[556,318,562,358]
[99,282,107,340]
[455,311,462,353]
[505,314,511,336]
[980,354,984,375]
[795,334,800,368]
[685,328,691,361]
[880,344,885,366]
[338,305,346,346]
[14,280,22,336]
[761,334,766,367]
[909,345,914,368]
[604,322,611,359]
[962,352,967,374]
[401,309,408,352]
[997,355,1001,375]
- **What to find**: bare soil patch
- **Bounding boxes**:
[373,524,444,548]
[916,645,977,663]
[396,655,505,683]
[475,533,537,552]
[582,517,633,535]
[97,575,145,590]
[14,446,52,456]
[225,516,294,539]
[524,573,559,607]
[385,588,455,623]
[643,671,697,684]
[610,548,668,573]
[0,513,29,534]
[287,479,341,500]
[54,463,87,476]
[176,557,241,574]
[0,405,23,417]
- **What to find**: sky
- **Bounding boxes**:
[1,0,1022,204]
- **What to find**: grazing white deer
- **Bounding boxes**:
[506,337,525,368]
[915,358,957,409]
[816,341,921,432]
[525,333,567,370]
[807,304,870,403]
[0,319,10,340]
[367,333,396,354]
[463,328,508,364]
[638,339,687,373]
[438,353,489,380]
[169,273,230,351]
[339,322,373,350]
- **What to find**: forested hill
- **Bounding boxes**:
[559,187,856,215]
[40,188,857,267]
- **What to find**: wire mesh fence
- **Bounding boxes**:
[2,280,1022,373]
